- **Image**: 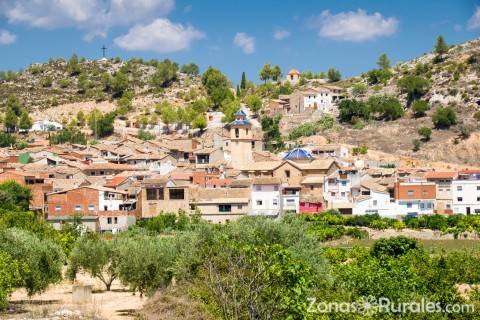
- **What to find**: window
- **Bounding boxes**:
[251,141,255,149]
[373,200,378,206]
[446,204,451,209]
[310,186,314,191]
[286,199,295,203]
[341,192,345,197]
[274,186,279,191]
[114,217,118,224]
[107,217,112,224]
[235,128,239,138]
[475,209,480,214]
[420,203,424,209]
[273,199,278,206]
[256,185,262,191]
[88,204,95,211]
[341,181,347,186]
[457,197,463,202]
[477,197,480,202]
[457,186,463,191]
[237,205,243,209]
[219,205,231,212]
[407,203,412,208]
[285,170,290,178]
[477,186,480,191]
[256,200,263,206]
[146,188,158,200]
[74,205,82,211]
[407,191,414,197]
[169,189,185,200]
[55,205,62,211]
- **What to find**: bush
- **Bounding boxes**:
[49,129,87,145]
[412,139,421,151]
[371,236,420,257]
[432,106,456,129]
[137,129,155,141]
[338,99,370,123]
[398,75,429,103]
[412,100,430,117]
[418,126,432,141]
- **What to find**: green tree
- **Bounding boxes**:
[434,35,449,55]
[150,59,178,89]
[418,126,432,141]
[49,129,87,145]
[327,68,341,82]
[4,108,18,133]
[240,71,247,89]
[180,63,199,76]
[432,106,457,129]
[366,68,392,85]
[88,110,115,138]
[220,99,240,123]
[371,236,420,258]
[67,53,81,76]
[76,110,86,127]
[367,95,404,120]
[338,99,370,123]
[271,65,282,81]
[68,236,119,291]
[0,181,32,211]
[398,75,429,104]
[0,228,64,296]
[259,64,272,83]
[158,102,177,131]
[192,113,207,132]
[18,111,33,131]
[351,83,367,97]
[244,95,262,114]
[0,252,22,310]
[117,237,176,297]
[377,53,391,70]
[0,133,15,147]
[201,67,232,107]
[412,100,430,117]
[111,71,129,97]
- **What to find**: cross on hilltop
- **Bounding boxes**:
[101,45,107,58]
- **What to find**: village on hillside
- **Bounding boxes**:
[1,66,479,233]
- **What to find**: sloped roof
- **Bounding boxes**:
[424,171,457,179]
[252,177,281,185]
[283,148,314,160]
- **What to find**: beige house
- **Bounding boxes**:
[139,177,190,217]
[425,171,456,214]
[229,110,262,169]
[190,187,250,224]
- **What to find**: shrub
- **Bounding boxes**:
[432,106,456,129]
[412,100,430,117]
[418,126,432,141]
[474,111,480,122]
[412,139,421,151]
[371,236,420,257]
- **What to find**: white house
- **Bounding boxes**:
[353,180,396,217]
[324,168,361,214]
[281,185,300,213]
[289,86,343,114]
[250,177,282,216]
[394,181,436,216]
[451,170,480,215]
[30,120,63,132]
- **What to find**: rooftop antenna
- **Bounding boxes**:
[101,45,107,58]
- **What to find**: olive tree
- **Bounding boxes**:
[67,236,120,291]
[0,228,64,296]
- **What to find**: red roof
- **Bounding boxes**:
[424,171,457,179]
[170,172,193,180]
[206,178,232,186]
[105,176,128,188]
[459,169,480,175]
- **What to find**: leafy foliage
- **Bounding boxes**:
[432,106,457,129]
[202,67,232,107]
[49,129,87,145]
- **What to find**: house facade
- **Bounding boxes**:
[250,177,282,216]
[452,170,480,215]
[394,181,436,216]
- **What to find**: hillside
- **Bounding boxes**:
[286,37,480,166]
[0,57,206,122]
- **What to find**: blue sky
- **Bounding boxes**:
[0,0,479,84]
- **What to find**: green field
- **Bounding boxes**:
[329,239,480,252]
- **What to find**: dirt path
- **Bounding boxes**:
[4,273,146,320]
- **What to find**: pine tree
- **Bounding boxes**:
[377,53,391,70]
[236,85,241,97]
[240,72,247,90]
[4,108,18,133]
[434,36,449,55]
[18,111,33,131]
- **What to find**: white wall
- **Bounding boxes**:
[452,180,480,214]
[251,184,281,216]
[303,92,334,113]
[353,191,396,217]
[98,191,124,211]
[396,200,435,216]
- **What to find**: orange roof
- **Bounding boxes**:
[206,178,232,186]
[459,169,480,174]
[288,69,300,75]
[424,171,457,179]
[170,172,193,180]
[105,176,128,188]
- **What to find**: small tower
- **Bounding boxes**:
[286,69,300,85]
[229,109,254,168]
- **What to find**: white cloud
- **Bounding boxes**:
[273,30,291,40]
[0,0,175,39]
[308,9,398,42]
[114,18,204,53]
[233,32,255,54]
[0,29,16,45]
[468,7,480,30]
